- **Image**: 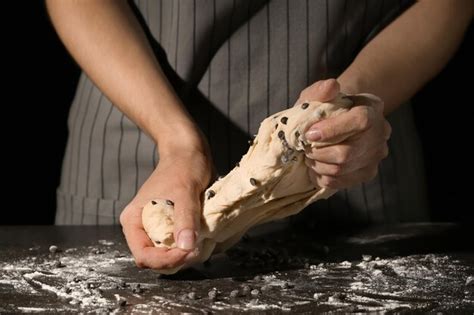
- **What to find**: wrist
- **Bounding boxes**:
[157,123,209,159]
[337,67,366,95]
[142,94,210,159]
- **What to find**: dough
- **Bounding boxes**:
[143,93,371,274]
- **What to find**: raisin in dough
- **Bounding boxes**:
[143,93,374,274]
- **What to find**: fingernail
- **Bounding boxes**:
[177,229,195,250]
[306,129,322,141]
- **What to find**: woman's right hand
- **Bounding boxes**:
[120,130,214,269]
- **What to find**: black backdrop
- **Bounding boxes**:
[2,2,472,224]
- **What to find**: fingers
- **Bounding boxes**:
[125,228,189,269]
[306,105,375,143]
[305,130,388,164]
[305,92,385,144]
[305,134,389,190]
[172,185,202,252]
[305,142,354,165]
[308,163,380,190]
[298,79,341,103]
[303,91,389,190]
[305,144,388,177]
[120,186,204,270]
[120,207,189,269]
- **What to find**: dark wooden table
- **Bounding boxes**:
[1,223,473,313]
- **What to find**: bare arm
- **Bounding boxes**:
[339,0,473,114]
[303,1,472,190]
[46,0,199,150]
[46,0,212,269]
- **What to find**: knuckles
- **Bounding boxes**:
[325,164,344,176]
[352,106,372,131]
[119,206,132,227]
[298,81,322,100]
[134,256,148,268]
[298,89,310,101]
[333,146,351,164]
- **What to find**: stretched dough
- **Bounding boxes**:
[143,94,367,274]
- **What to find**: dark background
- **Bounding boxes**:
[2,2,472,225]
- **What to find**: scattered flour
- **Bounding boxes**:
[0,240,130,312]
[1,241,472,313]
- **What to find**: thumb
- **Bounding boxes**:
[172,189,202,251]
[305,93,382,143]
[298,78,340,103]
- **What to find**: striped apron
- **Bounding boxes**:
[56,0,429,227]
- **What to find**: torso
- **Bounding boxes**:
[56,0,429,226]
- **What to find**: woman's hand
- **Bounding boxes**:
[299,79,391,189]
[120,131,213,269]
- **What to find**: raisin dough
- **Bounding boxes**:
[143,94,369,274]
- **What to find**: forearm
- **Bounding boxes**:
[46,0,199,152]
[338,0,473,114]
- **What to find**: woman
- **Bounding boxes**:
[46,0,473,269]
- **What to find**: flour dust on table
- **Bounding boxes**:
[1,226,473,313]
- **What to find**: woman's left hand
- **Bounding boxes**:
[299,79,391,189]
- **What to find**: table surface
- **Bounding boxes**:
[1,223,473,313]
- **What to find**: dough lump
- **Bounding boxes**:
[143,94,372,274]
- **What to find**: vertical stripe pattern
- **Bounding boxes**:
[56,0,428,227]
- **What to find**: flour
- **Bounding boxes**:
[347,254,473,311]
[0,278,38,294]
[261,274,289,288]
[337,261,352,269]
[210,300,283,311]
[0,240,132,312]
[98,240,115,246]
[23,271,56,280]
[1,238,473,313]
[1,265,33,272]
[17,307,54,313]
